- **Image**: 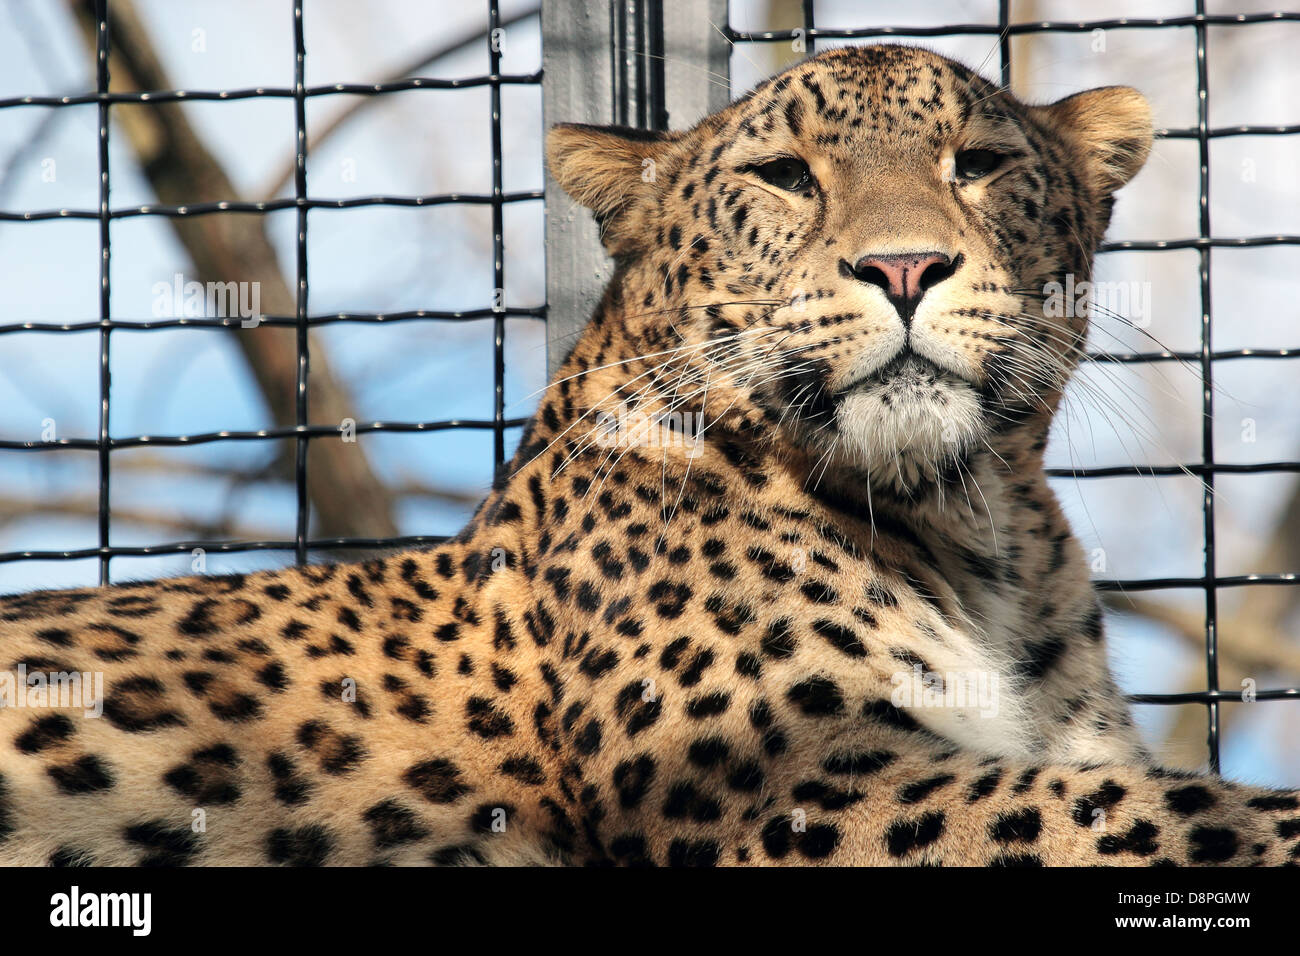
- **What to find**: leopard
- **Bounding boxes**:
[1,43,1297,867]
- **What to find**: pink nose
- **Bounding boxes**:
[848,251,957,320]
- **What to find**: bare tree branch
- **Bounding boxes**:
[67,0,399,539]
[0,495,275,542]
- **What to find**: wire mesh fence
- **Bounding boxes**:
[0,0,543,580]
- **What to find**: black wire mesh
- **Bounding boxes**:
[726,2,1300,773]
[0,2,542,575]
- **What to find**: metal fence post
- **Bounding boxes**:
[542,0,728,377]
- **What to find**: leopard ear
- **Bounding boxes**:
[1038,87,1152,194]
[546,123,675,247]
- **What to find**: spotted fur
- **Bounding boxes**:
[1,46,1296,866]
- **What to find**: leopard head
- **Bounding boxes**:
[548,44,1151,490]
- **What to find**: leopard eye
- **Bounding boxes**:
[954,148,1004,181]
[751,157,813,192]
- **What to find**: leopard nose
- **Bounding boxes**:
[843,251,960,322]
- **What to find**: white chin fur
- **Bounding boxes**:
[834,380,983,484]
